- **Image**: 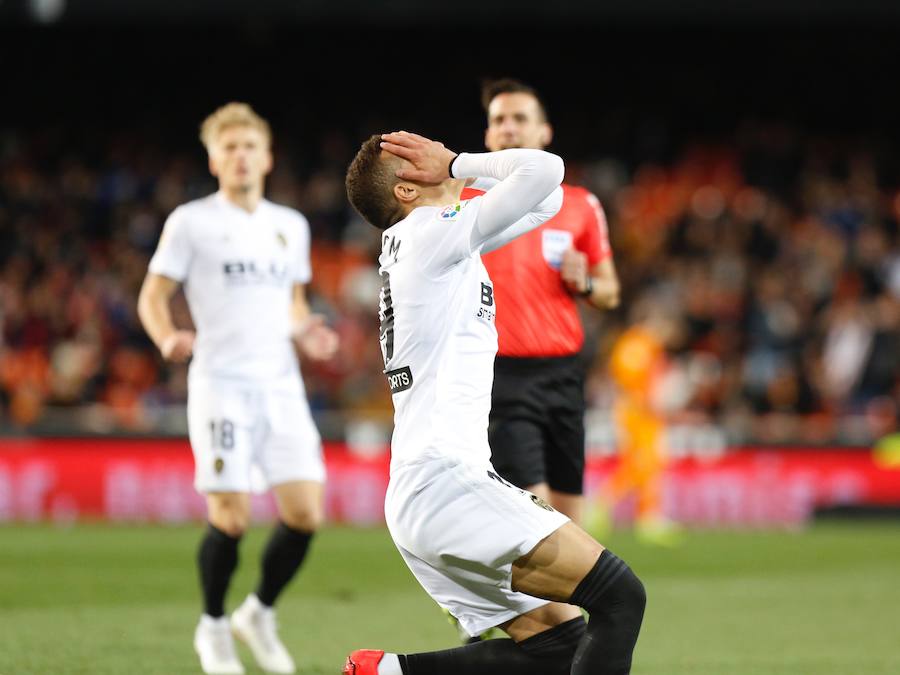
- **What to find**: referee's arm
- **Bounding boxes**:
[587,258,620,309]
[561,251,620,310]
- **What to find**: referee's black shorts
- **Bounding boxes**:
[488,354,586,495]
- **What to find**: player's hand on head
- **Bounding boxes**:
[560,248,590,294]
[380,131,457,184]
[293,314,340,361]
[160,330,195,362]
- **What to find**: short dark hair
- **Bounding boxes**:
[345,135,404,230]
[481,78,549,122]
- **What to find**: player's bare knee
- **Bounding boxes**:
[207,498,250,536]
[280,505,322,532]
[211,513,248,538]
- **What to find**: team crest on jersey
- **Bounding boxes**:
[275,231,288,248]
[439,202,464,220]
[214,457,225,474]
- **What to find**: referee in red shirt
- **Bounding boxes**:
[466,79,620,525]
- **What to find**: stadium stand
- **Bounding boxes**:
[2,121,898,444]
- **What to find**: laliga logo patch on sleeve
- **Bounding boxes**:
[439,202,464,220]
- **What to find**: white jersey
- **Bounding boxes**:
[379,150,565,471]
[149,192,311,381]
[379,199,498,469]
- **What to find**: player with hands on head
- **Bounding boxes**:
[341,130,645,675]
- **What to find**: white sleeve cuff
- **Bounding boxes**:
[449,152,479,179]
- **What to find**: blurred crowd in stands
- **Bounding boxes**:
[1,121,899,446]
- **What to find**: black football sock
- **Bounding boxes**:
[569,550,646,675]
[255,521,314,607]
[197,523,241,618]
[398,616,585,675]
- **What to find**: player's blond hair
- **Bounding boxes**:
[199,102,272,150]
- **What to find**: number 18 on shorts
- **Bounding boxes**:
[187,377,325,493]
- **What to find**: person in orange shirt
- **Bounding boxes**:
[595,306,681,545]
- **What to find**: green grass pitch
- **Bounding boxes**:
[1,522,899,674]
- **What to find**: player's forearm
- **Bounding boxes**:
[466,176,500,192]
[137,282,177,351]
[290,285,311,336]
[480,188,564,254]
[452,149,564,189]
[451,149,564,246]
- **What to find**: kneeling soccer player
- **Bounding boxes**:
[342,131,646,675]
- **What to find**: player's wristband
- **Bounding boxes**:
[448,153,460,179]
[580,275,594,298]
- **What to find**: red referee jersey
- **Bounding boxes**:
[462,183,612,357]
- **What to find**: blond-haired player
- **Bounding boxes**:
[138,103,338,675]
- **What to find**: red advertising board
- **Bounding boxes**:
[1,439,898,526]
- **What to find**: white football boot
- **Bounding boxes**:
[194,614,245,675]
[231,594,296,674]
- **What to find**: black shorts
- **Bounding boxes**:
[488,355,586,495]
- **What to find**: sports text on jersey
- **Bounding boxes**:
[385,366,413,394]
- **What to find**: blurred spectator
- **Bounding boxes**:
[1,120,898,445]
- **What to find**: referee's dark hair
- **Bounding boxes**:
[481,78,550,122]
[346,135,405,231]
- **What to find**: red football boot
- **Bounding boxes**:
[343,649,385,675]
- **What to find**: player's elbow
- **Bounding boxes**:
[544,152,565,187]
[543,186,564,221]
